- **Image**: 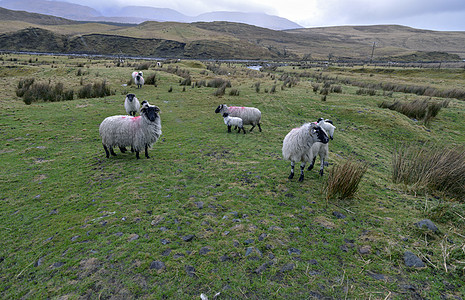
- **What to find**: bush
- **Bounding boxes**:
[145,73,157,86]
[17,77,74,104]
[213,83,228,97]
[392,144,465,199]
[325,159,367,200]
[379,98,449,124]
[77,80,113,99]
[136,62,151,70]
[207,78,231,88]
[229,88,240,96]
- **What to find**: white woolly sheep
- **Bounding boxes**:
[316,118,336,140]
[124,93,140,116]
[223,113,246,134]
[99,101,162,159]
[215,104,262,132]
[132,71,144,88]
[282,123,329,181]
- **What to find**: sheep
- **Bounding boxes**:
[124,93,140,117]
[316,118,336,140]
[282,123,329,181]
[223,113,246,134]
[132,71,144,88]
[99,101,162,159]
[305,118,337,175]
[215,104,262,132]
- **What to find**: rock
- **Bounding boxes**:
[414,219,438,232]
[150,261,165,270]
[404,251,425,268]
[254,261,273,274]
[182,234,195,242]
[128,234,139,241]
[280,263,295,272]
[160,239,170,245]
[185,265,196,277]
[195,201,204,209]
[34,257,44,267]
[50,262,64,269]
[244,239,254,245]
[333,211,346,219]
[161,249,171,256]
[358,245,372,255]
[287,248,302,255]
[258,233,267,241]
[199,247,211,255]
[220,255,231,262]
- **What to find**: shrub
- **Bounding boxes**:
[17,78,74,104]
[207,78,231,88]
[77,80,113,99]
[270,85,276,94]
[136,62,151,70]
[229,88,240,96]
[145,73,157,86]
[379,98,449,124]
[213,83,228,97]
[325,159,367,200]
[254,82,261,93]
[392,144,465,199]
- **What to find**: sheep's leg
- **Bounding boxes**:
[135,151,140,159]
[257,123,262,132]
[298,163,306,182]
[109,147,117,156]
[242,126,246,134]
[227,125,232,133]
[237,126,241,134]
[319,156,325,176]
[307,156,316,171]
[144,144,150,159]
[119,146,127,153]
[288,161,295,179]
[249,124,256,132]
[103,144,110,158]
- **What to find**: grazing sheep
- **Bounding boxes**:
[223,113,246,134]
[99,101,162,159]
[132,71,144,88]
[307,141,329,176]
[215,104,262,132]
[282,123,329,181]
[124,93,140,116]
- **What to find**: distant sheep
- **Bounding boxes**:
[132,71,144,88]
[99,101,162,159]
[124,93,140,116]
[282,123,329,181]
[223,113,246,134]
[215,104,262,132]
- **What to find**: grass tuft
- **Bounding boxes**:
[325,159,367,200]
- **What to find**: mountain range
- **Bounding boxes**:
[0,5,464,61]
[0,0,303,30]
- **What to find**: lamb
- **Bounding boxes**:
[305,118,337,176]
[215,104,262,132]
[99,101,162,159]
[124,93,140,116]
[132,71,144,88]
[282,123,329,181]
[223,113,246,134]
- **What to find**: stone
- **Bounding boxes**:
[358,245,372,255]
[150,261,165,270]
[404,251,425,268]
[185,265,196,277]
[280,263,295,272]
[199,247,211,255]
[414,219,438,232]
[333,211,347,219]
[182,234,195,242]
[287,248,302,255]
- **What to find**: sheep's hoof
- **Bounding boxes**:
[298,175,304,182]
[307,165,314,171]
[319,170,324,176]
[288,173,294,179]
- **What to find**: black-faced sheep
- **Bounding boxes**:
[215,104,262,132]
[282,123,329,181]
[132,71,144,89]
[99,101,162,159]
[124,93,140,116]
[305,118,337,175]
[223,113,246,134]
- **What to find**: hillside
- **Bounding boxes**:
[0,7,464,60]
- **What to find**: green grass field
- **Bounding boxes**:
[1,54,464,299]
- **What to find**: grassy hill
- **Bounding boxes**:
[0,53,464,298]
[0,8,464,60]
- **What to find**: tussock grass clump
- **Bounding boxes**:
[325,159,367,200]
[17,78,74,104]
[213,83,228,97]
[392,144,465,199]
[145,73,157,86]
[379,98,449,124]
[77,80,113,99]
[229,88,240,96]
[136,62,151,70]
[207,78,231,89]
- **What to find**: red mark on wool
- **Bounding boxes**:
[131,116,141,121]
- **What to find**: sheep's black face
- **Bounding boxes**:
[142,106,160,122]
[126,93,135,102]
[215,105,223,113]
[222,113,229,118]
[314,126,329,144]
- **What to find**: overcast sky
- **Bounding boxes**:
[62,0,465,31]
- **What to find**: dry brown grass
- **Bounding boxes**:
[325,159,368,200]
[379,98,449,124]
[392,144,465,199]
